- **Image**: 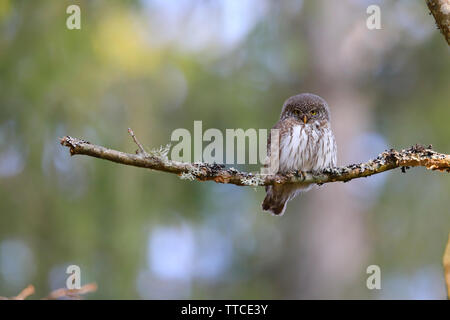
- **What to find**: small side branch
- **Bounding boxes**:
[426,0,450,45]
[128,128,148,156]
[43,283,98,300]
[59,132,450,187]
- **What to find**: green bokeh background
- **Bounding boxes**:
[0,0,449,299]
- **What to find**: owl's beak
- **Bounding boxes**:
[303,115,308,124]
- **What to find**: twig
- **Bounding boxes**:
[444,233,450,299]
[14,284,35,300]
[128,128,149,156]
[426,0,450,45]
[59,133,450,187]
[43,282,98,300]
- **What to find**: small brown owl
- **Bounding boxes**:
[262,93,337,215]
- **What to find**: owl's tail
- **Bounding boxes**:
[261,185,292,216]
[262,184,310,216]
[262,198,287,216]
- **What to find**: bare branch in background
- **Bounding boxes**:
[59,132,450,187]
[0,283,97,300]
[128,128,149,156]
[43,283,98,300]
[426,0,450,45]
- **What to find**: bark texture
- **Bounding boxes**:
[60,135,450,187]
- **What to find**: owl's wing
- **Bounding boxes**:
[266,120,290,158]
[264,121,283,192]
[330,131,337,167]
[264,120,294,193]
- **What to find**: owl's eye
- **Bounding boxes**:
[310,110,317,116]
[293,110,301,116]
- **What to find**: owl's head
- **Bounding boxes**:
[280,93,331,124]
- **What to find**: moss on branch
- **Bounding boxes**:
[60,135,450,187]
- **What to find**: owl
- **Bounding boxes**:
[262,93,337,215]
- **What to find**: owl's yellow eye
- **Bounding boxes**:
[293,110,301,116]
[310,110,317,116]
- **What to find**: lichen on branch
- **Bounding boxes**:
[59,132,450,187]
[426,0,450,45]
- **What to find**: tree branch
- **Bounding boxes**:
[426,0,450,45]
[59,133,450,187]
